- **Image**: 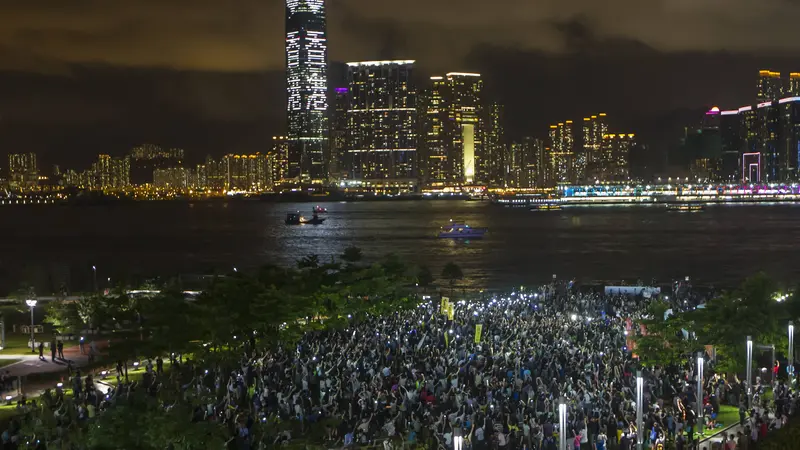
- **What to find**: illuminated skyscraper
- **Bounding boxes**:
[286,0,328,183]
[344,60,417,181]
[790,73,800,96]
[483,102,506,187]
[508,137,544,188]
[420,76,448,185]
[581,113,608,182]
[420,72,484,185]
[222,154,271,192]
[599,134,635,181]
[8,153,38,190]
[129,144,183,185]
[548,121,573,184]
[757,70,783,102]
[270,136,290,185]
[329,88,348,180]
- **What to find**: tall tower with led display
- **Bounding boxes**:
[285,0,328,183]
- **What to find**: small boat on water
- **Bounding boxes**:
[313,205,327,213]
[438,220,487,239]
[285,212,326,225]
[666,203,704,212]
[531,203,562,211]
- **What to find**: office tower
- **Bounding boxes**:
[789,73,800,97]
[548,121,573,184]
[757,70,783,102]
[581,113,608,183]
[508,137,544,188]
[344,60,417,181]
[204,156,226,191]
[329,88,348,180]
[286,0,328,183]
[269,136,290,185]
[483,102,506,187]
[420,76,448,185]
[756,100,781,181]
[222,154,271,192]
[8,153,38,190]
[598,134,635,182]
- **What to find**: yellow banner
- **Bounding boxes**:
[447,304,455,321]
[444,330,450,347]
[474,324,482,343]
[440,297,450,314]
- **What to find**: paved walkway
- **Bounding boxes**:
[699,423,742,449]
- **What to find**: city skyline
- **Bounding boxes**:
[3,2,800,168]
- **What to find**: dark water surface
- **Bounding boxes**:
[3,200,800,293]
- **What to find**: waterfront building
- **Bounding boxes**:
[285,0,328,183]
[269,136,290,185]
[154,167,191,189]
[329,88,348,180]
[598,134,635,182]
[758,70,783,102]
[685,108,723,181]
[548,121,574,184]
[720,109,741,181]
[420,72,486,186]
[129,144,183,185]
[508,137,545,188]
[344,60,417,182]
[222,154,271,192]
[483,102,506,187]
[8,153,38,190]
[581,113,608,183]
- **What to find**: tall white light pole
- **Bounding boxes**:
[746,336,753,409]
[92,265,97,293]
[25,299,37,352]
[636,371,643,450]
[559,398,568,450]
[789,321,795,386]
[697,352,704,436]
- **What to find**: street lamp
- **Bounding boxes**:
[92,265,97,293]
[558,398,567,450]
[789,321,795,385]
[697,352,704,436]
[636,371,643,450]
[25,299,37,352]
[746,336,753,409]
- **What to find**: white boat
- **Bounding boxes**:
[438,221,487,239]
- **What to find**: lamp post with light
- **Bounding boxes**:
[92,265,97,293]
[790,321,795,386]
[746,336,753,409]
[636,371,643,450]
[25,299,37,352]
[696,352,704,436]
[559,398,567,450]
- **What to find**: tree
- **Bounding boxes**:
[297,254,320,269]
[340,246,363,265]
[416,265,434,289]
[441,262,464,295]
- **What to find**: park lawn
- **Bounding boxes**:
[0,334,56,356]
[0,359,22,369]
[698,405,740,439]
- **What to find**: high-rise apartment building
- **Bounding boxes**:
[8,153,38,190]
[483,102,506,187]
[285,0,328,183]
[154,167,191,189]
[548,122,574,184]
[598,134,635,182]
[581,113,608,183]
[789,73,800,97]
[129,144,183,185]
[344,60,417,181]
[758,70,783,102]
[222,154,271,192]
[269,136,290,185]
[329,88,348,180]
[508,137,544,188]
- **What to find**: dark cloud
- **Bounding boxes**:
[1,0,799,73]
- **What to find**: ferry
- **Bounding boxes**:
[666,203,705,212]
[313,205,328,214]
[530,203,562,211]
[438,220,487,239]
[285,212,326,225]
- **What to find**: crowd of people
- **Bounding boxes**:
[1,281,798,449]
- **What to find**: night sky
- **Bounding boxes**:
[2,0,800,168]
